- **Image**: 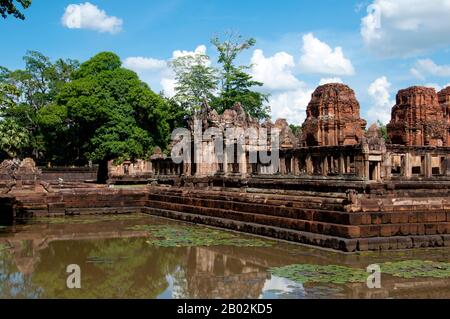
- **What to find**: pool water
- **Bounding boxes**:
[0,214,449,299]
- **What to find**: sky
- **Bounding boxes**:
[2,0,450,125]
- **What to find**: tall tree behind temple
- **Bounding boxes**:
[211,33,269,120]
[0,0,31,20]
[170,51,218,115]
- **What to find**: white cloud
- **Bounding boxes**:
[361,0,450,57]
[247,48,316,124]
[269,86,314,125]
[319,77,343,85]
[422,83,450,92]
[410,59,450,80]
[123,57,167,72]
[162,45,210,96]
[424,83,442,91]
[298,33,355,76]
[172,45,208,60]
[250,49,301,91]
[160,77,177,98]
[367,76,395,124]
[122,45,208,98]
[62,2,123,34]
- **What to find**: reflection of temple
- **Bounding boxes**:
[0,220,148,276]
[182,247,267,299]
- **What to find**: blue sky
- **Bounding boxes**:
[2,0,450,125]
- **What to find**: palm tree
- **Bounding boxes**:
[0,118,29,158]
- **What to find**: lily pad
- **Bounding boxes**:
[269,260,450,285]
[0,243,11,251]
[127,224,274,248]
[268,264,368,285]
[381,260,450,279]
[24,214,145,225]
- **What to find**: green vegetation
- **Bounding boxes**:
[127,224,274,247]
[269,264,368,285]
[0,51,178,167]
[0,33,270,167]
[269,260,450,285]
[169,32,270,120]
[381,260,450,279]
[211,33,269,119]
[377,120,389,141]
[171,50,218,114]
[0,118,29,158]
[0,242,11,250]
[289,124,301,136]
[26,214,147,225]
[55,52,171,166]
[0,0,31,20]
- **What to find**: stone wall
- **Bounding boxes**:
[40,166,98,183]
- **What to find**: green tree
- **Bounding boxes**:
[54,52,172,169]
[0,0,31,20]
[171,52,218,114]
[0,118,29,159]
[377,120,389,141]
[0,51,79,160]
[211,33,269,119]
[289,124,301,136]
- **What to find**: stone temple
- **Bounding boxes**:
[301,83,367,147]
[388,86,450,147]
[2,83,450,252]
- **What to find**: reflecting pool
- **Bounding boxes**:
[1,214,449,299]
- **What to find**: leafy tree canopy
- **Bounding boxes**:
[53,51,172,165]
[0,0,31,20]
[0,118,29,158]
[171,53,218,115]
[0,51,79,161]
[211,33,270,119]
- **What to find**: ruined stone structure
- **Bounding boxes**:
[2,84,450,252]
[301,84,367,147]
[439,86,450,144]
[388,86,449,146]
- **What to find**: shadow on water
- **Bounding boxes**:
[0,214,450,299]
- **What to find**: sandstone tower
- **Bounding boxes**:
[300,83,367,147]
[438,86,450,146]
[388,86,447,146]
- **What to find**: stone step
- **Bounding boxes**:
[141,206,359,252]
[141,206,450,251]
[146,191,450,226]
[146,193,350,225]
[149,188,347,211]
[64,207,143,215]
[147,198,450,238]
[146,199,361,239]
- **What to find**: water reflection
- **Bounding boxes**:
[0,214,449,299]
